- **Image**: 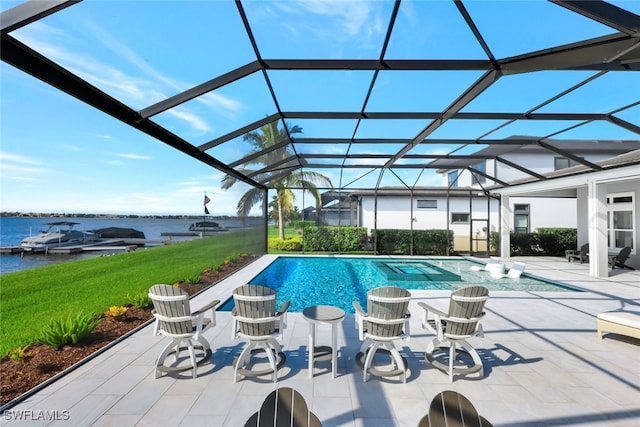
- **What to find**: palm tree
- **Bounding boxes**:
[221,120,333,240]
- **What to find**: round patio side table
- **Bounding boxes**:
[302,305,345,378]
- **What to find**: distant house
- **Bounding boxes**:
[318,140,640,271]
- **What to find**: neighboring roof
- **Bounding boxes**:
[516,147,640,181]
[346,148,640,199]
[346,187,494,198]
[430,138,640,172]
[1,1,639,194]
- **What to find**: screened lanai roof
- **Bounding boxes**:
[1,0,639,194]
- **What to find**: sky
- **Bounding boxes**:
[1,0,639,216]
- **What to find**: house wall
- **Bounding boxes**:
[510,197,577,230]
[443,152,626,188]
[495,166,639,276]
[358,194,577,253]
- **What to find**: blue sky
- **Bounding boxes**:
[1,0,639,215]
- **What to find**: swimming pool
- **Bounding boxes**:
[220,256,579,313]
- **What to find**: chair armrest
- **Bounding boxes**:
[352,301,367,317]
[417,302,447,317]
[352,301,367,341]
[193,299,220,315]
[418,301,447,336]
[277,300,290,316]
[193,299,220,328]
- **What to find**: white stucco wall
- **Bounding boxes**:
[443,152,629,189]
[358,194,578,252]
[509,197,577,231]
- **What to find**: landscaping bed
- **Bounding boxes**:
[0,255,254,407]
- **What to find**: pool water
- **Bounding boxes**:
[219,256,579,313]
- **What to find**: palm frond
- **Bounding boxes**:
[236,187,264,217]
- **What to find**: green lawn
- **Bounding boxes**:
[267,225,297,239]
[0,229,263,355]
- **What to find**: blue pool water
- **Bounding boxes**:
[220,256,579,313]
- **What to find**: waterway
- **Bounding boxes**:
[0,216,262,274]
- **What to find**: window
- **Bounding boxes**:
[451,213,469,223]
[607,192,634,251]
[514,204,529,233]
[472,162,486,184]
[417,199,437,209]
[554,157,582,170]
[448,170,458,188]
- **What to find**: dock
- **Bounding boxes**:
[0,238,165,255]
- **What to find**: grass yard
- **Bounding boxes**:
[0,229,263,355]
[267,225,297,239]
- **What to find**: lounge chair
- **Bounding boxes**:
[245,387,322,427]
[491,261,526,279]
[232,284,289,383]
[353,286,411,383]
[566,243,589,263]
[419,286,489,382]
[418,390,493,427]
[597,311,640,341]
[148,284,219,379]
[469,256,501,272]
[609,246,634,270]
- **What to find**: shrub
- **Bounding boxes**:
[302,226,368,252]
[184,273,202,284]
[535,228,577,255]
[224,254,239,265]
[104,305,128,321]
[293,220,315,230]
[490,231,500,254]
[129,292,153,309]
[372,229,453,255]
[508,228,577,256]
[269,236,303,251]
[4,345,32,363]
[40,313,101,349]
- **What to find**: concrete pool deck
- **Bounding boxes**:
[2,255,639,426]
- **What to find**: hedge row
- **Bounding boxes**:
[372,229,454,255]
[490,228,577,256]
[274,226,576,257]
[301,226,368,252]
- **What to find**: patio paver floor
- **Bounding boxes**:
[2,255,639,426]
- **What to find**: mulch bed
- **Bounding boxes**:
[0,255,256,407]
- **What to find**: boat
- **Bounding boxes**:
[20,221,100,251]
[188,221,226,232]
[88,227,146,239]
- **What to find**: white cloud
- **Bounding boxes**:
[0,152,49,183]
[0,152,45,165]
[275,0,383,40]
[13,21,242,134]
[165,109,212,134]
[116,153,152,160]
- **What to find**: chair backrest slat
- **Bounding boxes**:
[234,285,277,336]
[425,391,488,427]
[246,387,321,427]
[149,284,192,335]
[447,286,489,337]
[366,286,410,338]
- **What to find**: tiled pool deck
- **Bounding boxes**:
[2,255,639,426]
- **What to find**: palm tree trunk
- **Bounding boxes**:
[277,195,285,240]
